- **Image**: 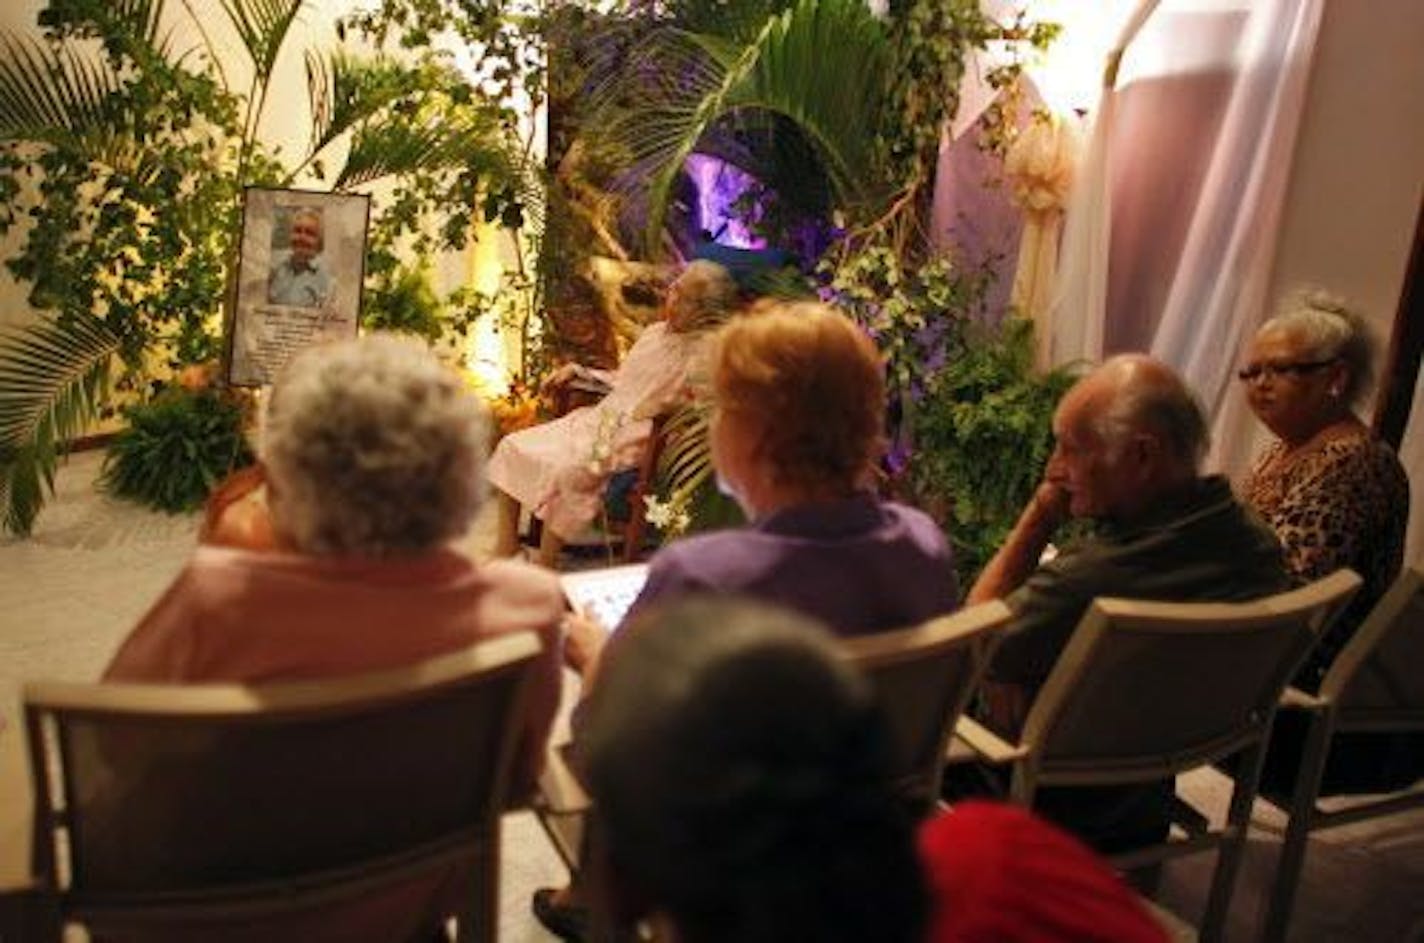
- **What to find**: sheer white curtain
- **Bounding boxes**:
[1047,0,1160,367]
[1147,0,1326,473]
[1051,0,1326,473]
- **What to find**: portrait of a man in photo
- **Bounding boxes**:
[267,207,333,308]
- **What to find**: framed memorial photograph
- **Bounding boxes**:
[226,187,371,387]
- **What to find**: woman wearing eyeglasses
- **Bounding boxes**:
[1237,290,1418,794]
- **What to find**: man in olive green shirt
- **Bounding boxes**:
[963,354,1287,852]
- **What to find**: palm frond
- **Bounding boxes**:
[334,110,520,191]
[0,316,118,535]
[669,0,801,42]
[0,36,122,140]
[304,51,413,161]
[219,0,305,81]
[98,0,168,53]
[0,0,187,148]
[657,398,715,507]
[594,0,890,254]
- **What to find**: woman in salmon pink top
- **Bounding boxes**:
[104,333,565,943]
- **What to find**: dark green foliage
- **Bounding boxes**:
[362,264,446,341]
[101,388,253,513]
[680,477,745,533]
[0,314,117,534]
[908,319,1079,588]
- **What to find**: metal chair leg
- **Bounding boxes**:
[1261,711,1333,943]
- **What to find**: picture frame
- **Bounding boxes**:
[226,187,371,387]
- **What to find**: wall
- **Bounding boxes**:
[1266,0,1424,389]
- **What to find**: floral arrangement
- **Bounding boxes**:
[643,491,692,537]
[584,408,630,479]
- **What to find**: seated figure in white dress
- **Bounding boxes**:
[489,260,738,565]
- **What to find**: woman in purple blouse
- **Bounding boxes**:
[564,300,960,681]
[535,302,960,941]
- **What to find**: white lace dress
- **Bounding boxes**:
[486,322,699,539]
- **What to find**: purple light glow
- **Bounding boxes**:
[685,153,765,249]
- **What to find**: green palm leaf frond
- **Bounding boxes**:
[669,0,801,42]
[595,0,890,254]
[0,316,118,535]
[727,0,889,197]
[0,36,122,141]
[0,0,183,153]
[219,0,305,81]
[657,398,716,507]
[304,50,414,161]
[86,0,170,58]
[121,0,167,47]
[334,109,520,191]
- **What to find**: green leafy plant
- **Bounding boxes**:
[908,319,1079,587]
[101,387,254,513]
[0,0,534,534]
[0,315,117,534]
[362,264,447,342]
[823,249,993,399]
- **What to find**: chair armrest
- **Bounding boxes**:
[948,715,1029,765]
[1279,686,1328,712]
[566,375,613,398]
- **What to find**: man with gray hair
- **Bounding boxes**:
[970,354,1286,706]
[267,207,333,307]
[961,355,1287,851]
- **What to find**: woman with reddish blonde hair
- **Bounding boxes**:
[537,302,960,940]
[564,301,959,681]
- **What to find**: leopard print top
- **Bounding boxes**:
[1243,428,1409,690]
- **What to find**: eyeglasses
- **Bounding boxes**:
[1236,359,1336,382]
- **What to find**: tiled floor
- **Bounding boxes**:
[2,449,1422,941]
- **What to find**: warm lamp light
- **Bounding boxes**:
[1022,0,1143,117]
[462,215,514,397]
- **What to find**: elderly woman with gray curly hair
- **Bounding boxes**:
[104,333,566,940]
[106,332,564,793]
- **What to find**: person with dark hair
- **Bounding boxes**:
[575,597,927,943]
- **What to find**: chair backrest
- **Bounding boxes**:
[23,631,543,931]
[1021,570,1360,786]
[1322,566,1424,727]
[618,412,672,562]
[840,601,1009,810]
